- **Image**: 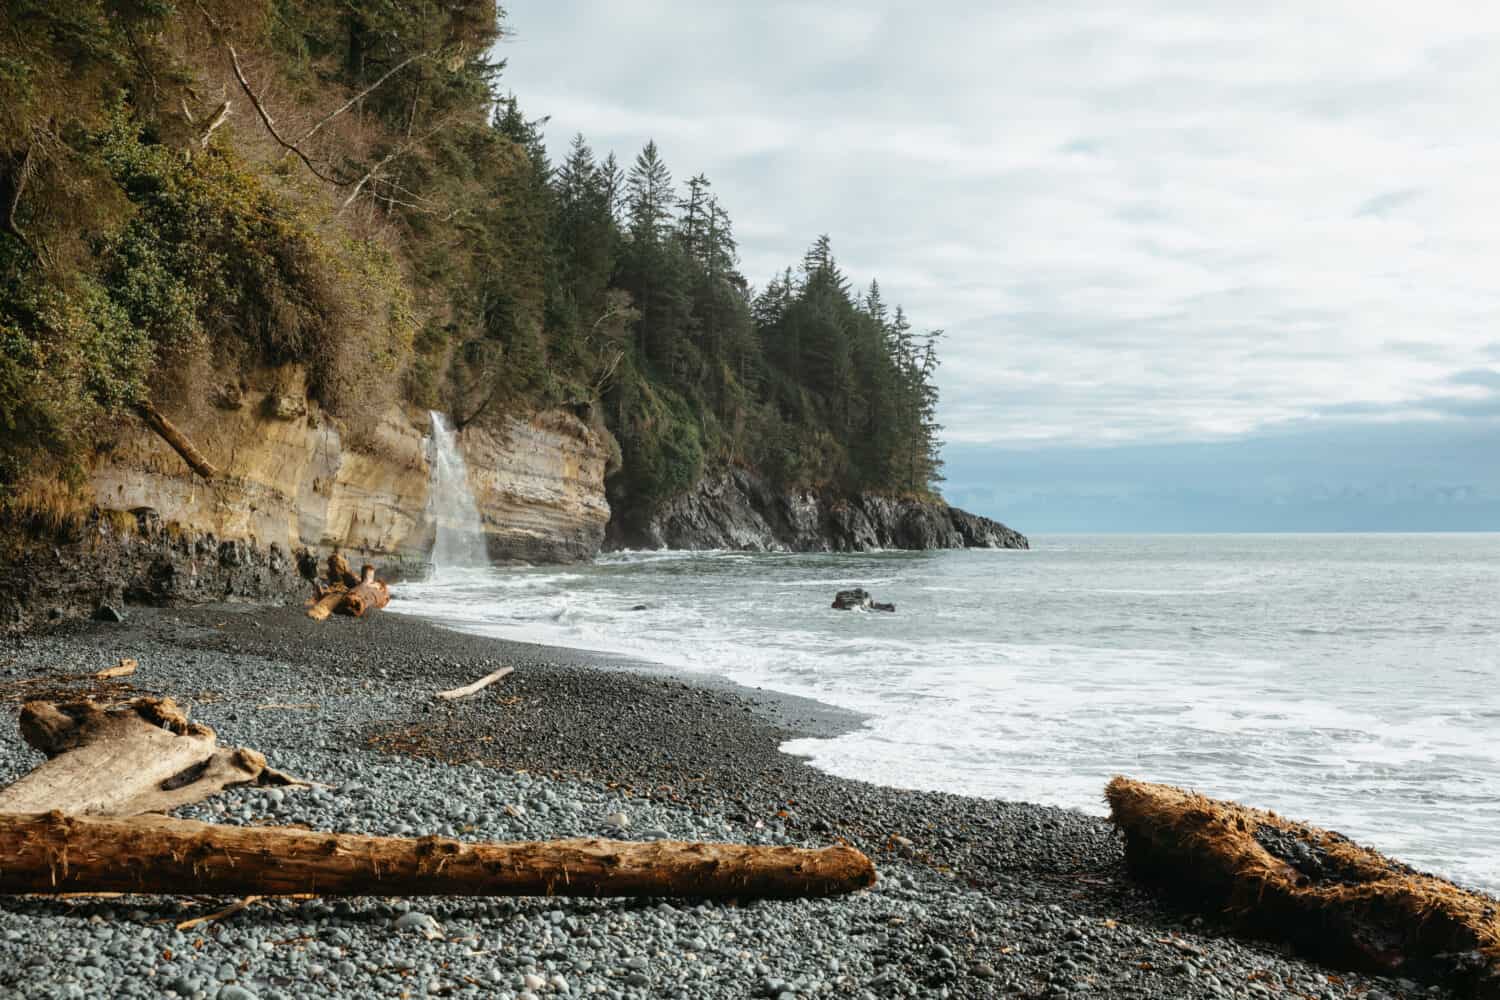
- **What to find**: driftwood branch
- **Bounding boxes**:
[135,401,219,479]
[0,698,297,817]
[0,813,877,899]
[436,666,513,701]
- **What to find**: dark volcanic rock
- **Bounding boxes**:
[1,511,313,636]
[609,466,1029,553]
[832,588,873,610]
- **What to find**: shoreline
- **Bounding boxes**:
[0,604,1440,999]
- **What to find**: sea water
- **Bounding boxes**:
[395,534,1500,891]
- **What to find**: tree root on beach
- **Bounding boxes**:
[1107,777,1500,999]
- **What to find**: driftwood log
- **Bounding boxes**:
[435,666,513,701]
[0,813,876,899]
[1108,777,1500,999]
[0,698,297,816]
[0,695,875,902]
[307,557,389,620]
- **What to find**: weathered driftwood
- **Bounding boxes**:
[435,666,513,701]
[0,698,297,817]
[327,552,359,589]
[306,585,348,622]
[0,813,877,900]
[337,565,390,617]
[307,559,388,620]
[1107,777,1500,999]
[135,401,218,479]
[95,658,138,680]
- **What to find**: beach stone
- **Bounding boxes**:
[218,987,258,1000]
[604,811,631,830]
[394,912,443,940]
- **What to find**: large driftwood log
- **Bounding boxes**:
[327,552,359,588]
[307,559,388,620]
[135,402,219,480]
[0,813,877,899]
[0,698,296,816]
[306,585,347,622]
[338,565,390,617]
[1108,777,1500,999]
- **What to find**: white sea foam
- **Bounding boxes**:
[392,534,1500,891]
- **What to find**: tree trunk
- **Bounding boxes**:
[337,579,389,617]
[327,553,359,588]
[135,402,219,479]
[306,586,347,622]
[0,699,297,816]
[0,813,877,900]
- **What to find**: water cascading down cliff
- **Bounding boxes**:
[426,412,488,574]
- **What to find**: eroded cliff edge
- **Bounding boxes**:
[0,370,612,633]
[606,466,1028,553]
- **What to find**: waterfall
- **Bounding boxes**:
[426,411,487,573]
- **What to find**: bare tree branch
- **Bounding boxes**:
[1,143,34,241]
[198,101,232,149]
[338,120,452,214]
[225,43,347,185]
[289,53,427,150]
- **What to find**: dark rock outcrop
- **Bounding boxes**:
[831,589,897,612]
[0,509,428,637]
[832,589,873,610]
[607,467,1028,553]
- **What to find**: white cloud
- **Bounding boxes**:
[502,1,1500,447]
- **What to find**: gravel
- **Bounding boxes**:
[0,605,1451,999]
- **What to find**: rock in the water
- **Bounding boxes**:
[870,601,896,613]
[832,589,872,610]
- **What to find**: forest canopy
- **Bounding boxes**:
[0,1,946,527]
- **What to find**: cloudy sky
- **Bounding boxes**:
[502,2,1500,531]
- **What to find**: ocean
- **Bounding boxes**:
[393,533,1500,892]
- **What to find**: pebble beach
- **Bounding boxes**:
[0,606,1446,1000]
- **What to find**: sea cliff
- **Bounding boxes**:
[1,372,1022,633]
[608,466,1028,553]
[0,368,613,633]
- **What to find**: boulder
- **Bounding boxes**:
[832,589,872,611]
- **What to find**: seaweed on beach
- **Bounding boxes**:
[1107,777,1500,999]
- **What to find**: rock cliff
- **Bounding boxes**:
[605,467,1028,553]
[0,368,613,632]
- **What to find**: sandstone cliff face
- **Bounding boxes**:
[1,368,613,632]
[607,467,1028,553]
[456,411,612,565]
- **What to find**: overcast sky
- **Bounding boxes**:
[502,2,1500,530]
